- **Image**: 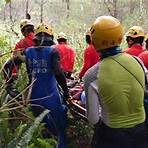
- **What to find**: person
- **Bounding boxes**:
[84,62,100,124]
[138,34,148,69]
[145,34,148,50]
[3,19,35,98]
[79,29,100,80]
[24,23,69,148]
[84,16,148,148]
[55,32,75,79]
[124,26,145,56]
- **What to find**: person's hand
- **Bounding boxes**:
[6,84,22,100]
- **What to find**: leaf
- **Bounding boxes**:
[7,109,49,148]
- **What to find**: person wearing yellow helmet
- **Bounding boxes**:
[3,19,35,99]
[55,32,75,79]
[3,23,69,147]
[24,23,69,148]
[84,16,148,148]
[124,26,145,56]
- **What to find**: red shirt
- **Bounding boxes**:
[124,44,144,57]
[55,43,75,73]
[79,44,100,79]
[12,32,35,75]
[13,32,35,55]
[138,51,148,70]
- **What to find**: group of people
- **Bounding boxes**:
[2,16,148,148]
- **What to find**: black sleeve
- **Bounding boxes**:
[51,48,69,100]
[3,57,22,83]
[3,57,23,98]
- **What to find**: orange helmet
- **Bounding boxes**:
[125,26,145,38]
[90,16,123,51]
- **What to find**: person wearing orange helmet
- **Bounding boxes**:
[84,16,148,148]
[79,29,100,79]
[55,32,75,79]
[124,26,145,56]
[3,19,35,98]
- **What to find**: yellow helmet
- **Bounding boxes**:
[57,32,67,40]
[126,26,145,38]
[35,23,53,36]
[90,16,123,51]
[20,19,34,30]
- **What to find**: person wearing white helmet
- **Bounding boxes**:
[55,32,75,79]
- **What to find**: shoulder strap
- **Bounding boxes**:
[110,57,144,89]
[133,57,148,85]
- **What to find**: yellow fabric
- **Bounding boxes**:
[98,53,145,128]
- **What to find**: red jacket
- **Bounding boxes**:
[12,32,35,74]
[124,44,144,57]
[138,51,148,70]
[55,43,75,73]
[13,32,35,55]
[79,44,100,79]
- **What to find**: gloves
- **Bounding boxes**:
[6,84,22,100]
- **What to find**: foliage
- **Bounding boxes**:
[0,1,147,148]
[66,114,93,148]
[7,110,55,148]
[28,138,57,148]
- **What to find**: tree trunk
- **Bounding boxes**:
[9,1,12,22]
[113,0,117,18]
[40,0,43,23]
[66,0,70,10]
[25,0,29,18]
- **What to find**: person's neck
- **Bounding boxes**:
[100,46,121,59]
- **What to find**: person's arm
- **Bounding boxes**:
[2,56,24,98]
[85,81,100,125]
[51,48,69,101]
[69,48,75,72]
[79,48,91,79]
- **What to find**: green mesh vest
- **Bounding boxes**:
[98,53,145,128]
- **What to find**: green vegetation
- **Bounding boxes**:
[0,0,147,147]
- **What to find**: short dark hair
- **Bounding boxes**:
[21,25,34,33]
[35,32,55,46]
[57,38,67,43]
[86,35,91,44]
[126,36,144,46]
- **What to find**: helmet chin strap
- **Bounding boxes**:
[39,35,44,46]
